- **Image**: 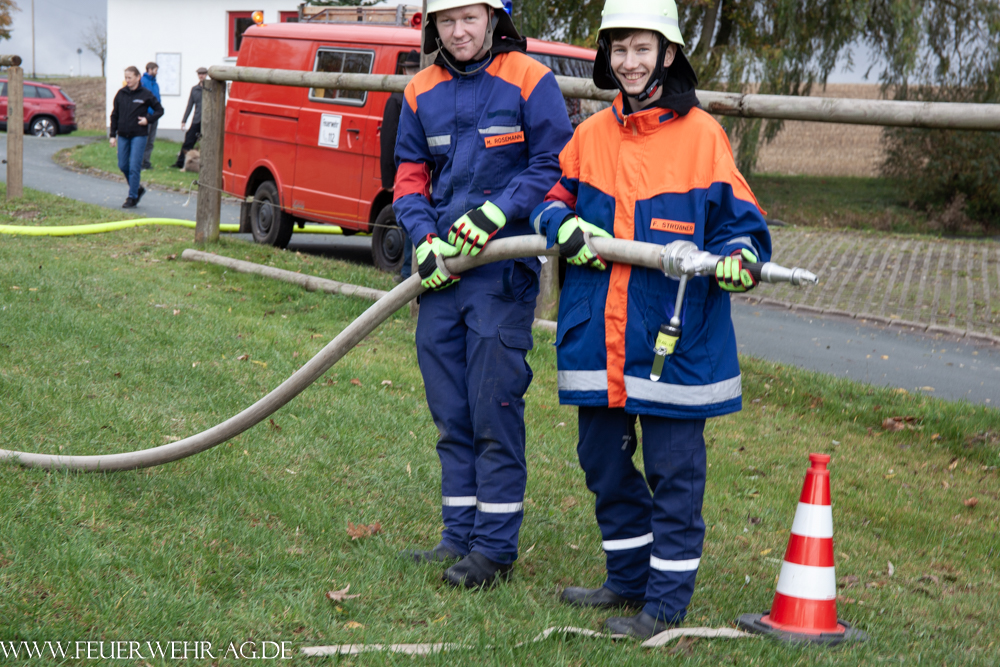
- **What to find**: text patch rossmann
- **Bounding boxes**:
[651,218,695,235]
[484,131,525,148]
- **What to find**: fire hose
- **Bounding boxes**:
[0,236,816,472]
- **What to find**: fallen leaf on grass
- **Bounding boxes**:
[837,595,857,604]
[237,354,250,361]
[839,575,860,588]
[556,422,566,428]
[326,585,361,602]
[381,380,392,386]
[931,433,941,441]
[882,416,918,432]
[350,378,362,387]
[166,254,177,260]
[292,352,299,358]
[561,496,578,511]
[759,548,772,556]
[172,309,181,316]
[269,419,281,432]
[567,543,579,550]
[252,360,267,368]
[191,362,199,368]
[748,516,762,525]
[888,561,895,577]
[343,621,365,630]
[964,497,979,508]
[948,458,959,471]
[942,480,950,489]
[916,574,940,585]
[347,522,382,540]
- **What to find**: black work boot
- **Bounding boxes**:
[604,610,672,639]
[173,152,186,168]
[136,186,146,204]
[442,552,512,589]
[122,197,137,209]
[560,586,645,610]
[400,541,464,564]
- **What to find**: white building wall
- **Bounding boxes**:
[106,1,298,131]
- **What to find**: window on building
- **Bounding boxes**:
[309,49,374,106]
[228,11,259,57]
[280,11,299,22]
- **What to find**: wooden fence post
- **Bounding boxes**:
[195,78,226,244]
[534,257,559,321]
[6,64,23,200]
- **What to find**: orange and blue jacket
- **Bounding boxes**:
[392,51,573,261]
[531,94,772,419]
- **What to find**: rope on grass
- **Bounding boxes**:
[300,625,753,656]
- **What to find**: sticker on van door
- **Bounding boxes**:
[318,114,343,149]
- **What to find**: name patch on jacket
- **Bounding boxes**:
[651,219,695,235]
[484,131,525,148]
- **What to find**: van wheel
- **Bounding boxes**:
[371,205,406,273]
[250,181,293,248]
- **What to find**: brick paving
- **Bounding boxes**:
[738,229,1000,345]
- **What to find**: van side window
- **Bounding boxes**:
[310,48,374,106]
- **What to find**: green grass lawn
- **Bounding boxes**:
[1,186,998,665]
[58,137,202,193]
[749,174,934,235]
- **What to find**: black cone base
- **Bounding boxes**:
[737,612,869,647]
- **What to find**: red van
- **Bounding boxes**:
[222,17,597,271]
[0,79,78,137]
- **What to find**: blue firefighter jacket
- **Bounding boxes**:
[392,50,573,261]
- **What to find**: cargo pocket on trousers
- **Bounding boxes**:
[496,325,534,398]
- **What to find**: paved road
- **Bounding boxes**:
[0,134,370,261]
[732,303,1000,405]
[4,134,999,405]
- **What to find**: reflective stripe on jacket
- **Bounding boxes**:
[392,51,573,249]
[532,94,772,419]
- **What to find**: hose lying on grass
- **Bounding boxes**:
[0,236,810,472]
[0,218,350,236]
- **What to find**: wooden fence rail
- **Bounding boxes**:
[208,65,1000,131]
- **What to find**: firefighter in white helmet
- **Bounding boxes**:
[531,0,771,638]
[393,0,574,588]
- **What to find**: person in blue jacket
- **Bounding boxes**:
[393,0,573,588]
[140,62,161,170]
[531,0,772,639]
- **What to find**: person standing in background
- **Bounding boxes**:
[174,67,208,169]
[381,50,421,283]
[140,62,161,170]
[110,66,163,208]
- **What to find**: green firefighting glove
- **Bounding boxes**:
[415,233,461,291]
[557,216,613,270]
[447,201,506,256]
[715,248,759,293]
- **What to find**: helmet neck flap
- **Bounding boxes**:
[595,31,672,103]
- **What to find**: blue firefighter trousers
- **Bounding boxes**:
[415,259,539,565]
[576,406,707,623]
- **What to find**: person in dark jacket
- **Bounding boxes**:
[173,67,208,169]
[110,66,164,208]
[380,50,420,282]
[139,62,161,170]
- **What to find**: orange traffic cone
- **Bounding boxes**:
[737,453,867,645]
